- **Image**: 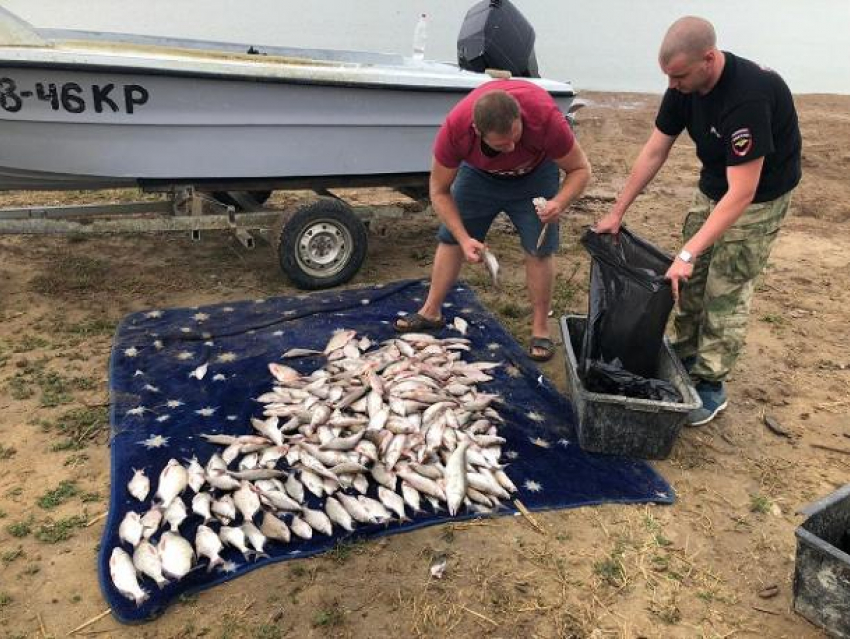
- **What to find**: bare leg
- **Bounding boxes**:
[417,242,465,320]
[525,254,554,345]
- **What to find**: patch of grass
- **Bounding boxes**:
[29,255,111,296]
[7,518,32,538]
[253,624,284,639]
[35,514,87,543]
[593,541,627,587]
[37,480,80,509]
[0,444,16,459]
[7,375,35,400]
[64,453,90,467]
[5,359,96,407]
[38,371,76,407]
[1,548,23,564]
[289,564,307,578]
[54,406,109,447]
[70,594,82,604]
[51,316,116,339]
[177,593,199,606]
[13,334,50,352]
[312,600,345,627]
[497,299,528,319]
[655,533,673,547]
[760,313,786,325]
[0,592,12,607]
[80,491,101,503]
[0,509,6,518]
[326,539,365,564]
[750,494,772,514]
[552,270,580,309]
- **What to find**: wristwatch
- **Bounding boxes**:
[677,249,693,264]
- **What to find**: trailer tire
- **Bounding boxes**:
[276,198,367,290]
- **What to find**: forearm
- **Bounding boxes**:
[430,190,470,243]
[610,145,670,220]
[551,165,591,212]
[683,190,753,256]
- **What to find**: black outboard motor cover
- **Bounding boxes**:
[457,0,539,78]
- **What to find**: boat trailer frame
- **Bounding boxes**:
[0,180,427,290]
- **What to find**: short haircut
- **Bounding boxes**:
[473,90,520,136]
[659,16,716,66]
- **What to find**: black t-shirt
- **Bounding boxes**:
[655,52,802,203]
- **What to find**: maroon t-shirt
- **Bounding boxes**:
[433,79,574,177]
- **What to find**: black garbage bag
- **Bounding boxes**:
[580,227,674,378]
[584,358,682,403]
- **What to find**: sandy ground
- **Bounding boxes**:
[0,92,848,639]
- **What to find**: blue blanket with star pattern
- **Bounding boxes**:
[98,279,673,623]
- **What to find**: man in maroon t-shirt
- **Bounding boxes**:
[395,79,590,361]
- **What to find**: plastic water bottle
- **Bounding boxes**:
[412,13,428,61]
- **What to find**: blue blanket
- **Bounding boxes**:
[99,280,674,623]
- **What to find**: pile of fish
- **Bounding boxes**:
[110,327,518,606]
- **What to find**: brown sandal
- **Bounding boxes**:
[393,312,444,333]
[528,337,555,362]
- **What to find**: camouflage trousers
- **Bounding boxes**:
[672,189,793,382]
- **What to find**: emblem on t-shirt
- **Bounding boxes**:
[731,128,753,157]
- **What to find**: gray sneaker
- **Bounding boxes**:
[687,380,728,426]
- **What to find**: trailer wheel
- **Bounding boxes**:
[276,198,367,290]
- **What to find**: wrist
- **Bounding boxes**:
[676,248,694,264]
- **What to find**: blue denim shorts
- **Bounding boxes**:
[437,160,560,256]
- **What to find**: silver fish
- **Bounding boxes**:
[289,515,313,540]
[444,440,469,516]
[164,498,188,532]
[191,492,213,523]
[185,457,206,493]
[119,511,143,547]
[212,494,237,524]
[234,481,261,522]
[482,249,500,288]
[195,524,225,572]
[302,507,334,536]
[260,511,291,543]
[155,459,188,508]
[133,540,168,589]
[158,531,195,580]
[110,547,148,606]
[219,525,252,560]
[377,486,407,521]
[140,506,163,540]
[128,469,150,502]
[242,522,269,557]
[325,496,354,532]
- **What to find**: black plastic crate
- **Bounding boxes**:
[794,484,850,638]
[559,315,700,459]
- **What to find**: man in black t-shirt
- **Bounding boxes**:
[595,16,802,426]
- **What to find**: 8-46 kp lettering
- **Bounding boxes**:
[0,77,149,114]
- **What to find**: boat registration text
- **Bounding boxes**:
[0,77,149,114]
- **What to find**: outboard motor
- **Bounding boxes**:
[457,0,539,78]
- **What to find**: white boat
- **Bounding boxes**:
[0,5,576,193]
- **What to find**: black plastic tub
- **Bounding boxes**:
[794,484,850,638]
[559,315,700,460]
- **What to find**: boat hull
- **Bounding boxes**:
[0,65,575,191]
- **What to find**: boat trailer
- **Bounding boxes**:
[0,179,428,290]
